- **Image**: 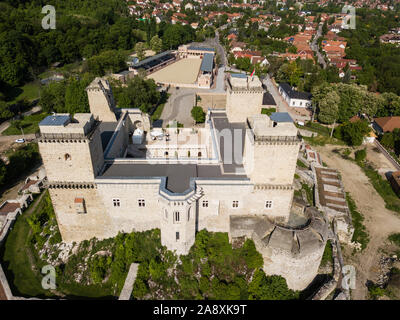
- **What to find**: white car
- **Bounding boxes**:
[15,138,25,143]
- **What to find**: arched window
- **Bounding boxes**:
[174,211,180,222]
[165,151,169,156]
[198,151,202,158]
[64,153,71,161]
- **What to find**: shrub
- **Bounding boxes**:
[320,240,333,267]
[346,193,369,250]
[261,108,276,116]
[368,284,386,299]
[388,233,400,247]
[191,106,206,123]
[355,148,367,162]
[248,270,299,300]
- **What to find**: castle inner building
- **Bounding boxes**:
[37,74,328,290]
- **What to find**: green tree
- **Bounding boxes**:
[40,81,67,113]
[150,35,163,54]
[112,77,160,113]
[377,92,400,117]
[355,148,367,162]
[65,78,90,114]
[191,106,205,123]
[248,269,299,300]
[135,42,146,61]
[0,158,6,186]
[276,62,303,87]
[240,239,263,269]
[0,100,13,120]
[314,89,340,124]
[335,120,370,146]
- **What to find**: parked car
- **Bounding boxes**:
[15,138,25,143]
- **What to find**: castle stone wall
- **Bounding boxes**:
[226,90,263,123]
[96,179,162,234]
[246,142,300,185]
[48,187,114,242]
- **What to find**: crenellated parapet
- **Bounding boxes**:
[229,207,329,290]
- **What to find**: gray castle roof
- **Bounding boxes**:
[200,53,214,73]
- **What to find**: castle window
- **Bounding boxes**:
[232,201,239,208]
[113,198,120,207]
[174,211,180,223]
[74,197,86,214]
[176,232,180,241]
[202,200,208,208]
[138,199,145,207]
[265,200,273,209]
[165,151,169,157]
[198,151,202,158]
[64,153,71,161]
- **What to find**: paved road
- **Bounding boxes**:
[311,24,327,69]
[0,106,42,135]
[0,134,36,142]
[159,88,197,127]
[213,31,227,66]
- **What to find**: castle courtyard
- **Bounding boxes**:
[147,58,202,85]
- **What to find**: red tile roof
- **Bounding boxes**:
[0,202,20,215]
[374,116,400,132]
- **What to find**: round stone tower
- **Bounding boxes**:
[230,207,330,290]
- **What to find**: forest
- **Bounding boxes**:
[339,9,400,95]
[0,0,197,120]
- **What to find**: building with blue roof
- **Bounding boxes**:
[270,112,294,123]
[200,53,214,73]
[39,115,71,127]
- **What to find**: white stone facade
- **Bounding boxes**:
[36,76,328,289]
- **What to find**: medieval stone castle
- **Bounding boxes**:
[37,74,329,291]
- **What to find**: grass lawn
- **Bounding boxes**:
[7,82,41,104]
[1,192,115,299]
[320,240,333,267]
[303,135,346,146]
[1,193,52,298]
[359,162,400,214]
[346,192,369,250]
[2,113,49,136]
[151,103,165,121]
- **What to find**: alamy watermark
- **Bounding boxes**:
[41,265,56,290]
[342,265,356,290]
[42,5,56,30]
[342,5,356,30]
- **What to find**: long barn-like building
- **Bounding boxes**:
[129,46,216,88]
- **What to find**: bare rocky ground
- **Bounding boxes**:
[314,144,400,299]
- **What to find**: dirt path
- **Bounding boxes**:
[315,145,400,299]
